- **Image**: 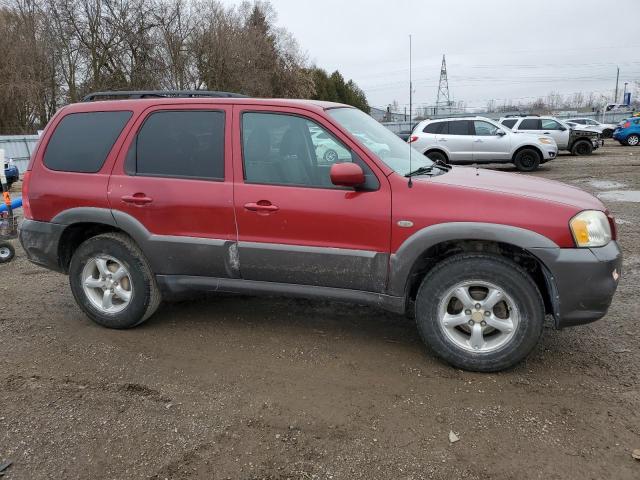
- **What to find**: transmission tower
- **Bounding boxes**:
[435,55,451,115]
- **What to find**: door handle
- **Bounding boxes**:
[474,139,483,143]
[438,138,447,142]
[543,132,551,135]
[244,201,279,213]
[121,193,153,205]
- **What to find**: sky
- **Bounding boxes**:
[231,0,639,112]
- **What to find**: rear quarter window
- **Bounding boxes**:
[43,111,132,173]
[423,122,444,134]
[501,119,517,129]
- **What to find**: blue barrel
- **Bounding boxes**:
[0,197,22,213]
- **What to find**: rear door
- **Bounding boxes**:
[438,120,473,161]
[232,105,391,292]
[471,120,511,161]
[108,104,238,278]
[540,119,569,149]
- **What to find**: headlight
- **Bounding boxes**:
[538,137,554,145]
[569,210,611,247]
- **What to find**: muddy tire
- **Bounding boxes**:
[415,253,545,372]
[602,129,613,138]
[69,232,161,329]
[425,151,448,163]
[513,148,540,172]
[571,140,593,156]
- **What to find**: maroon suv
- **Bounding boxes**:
[19,91,622,372]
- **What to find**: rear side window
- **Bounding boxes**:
[448,120,470,135]
[519,119,541,130]
[423,122,445,134]
[43,111,132,173]
[501,119,517,129]
[134,111,225,179]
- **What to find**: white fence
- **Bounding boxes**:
[0,135,39,173]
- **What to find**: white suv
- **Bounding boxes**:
[500,116,602,155]
[409,117,557,172]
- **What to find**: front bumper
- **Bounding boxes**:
[19,219,66,272]
[533,241,622,328]
[3,166,19,183]
[542,148,558,161]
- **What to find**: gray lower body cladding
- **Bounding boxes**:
[532,241,622,328]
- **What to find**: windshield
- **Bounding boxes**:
[327,107,432,175]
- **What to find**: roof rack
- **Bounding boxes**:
[82,90,248,102]
[504,114,539,118]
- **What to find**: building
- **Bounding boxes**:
[0,135,40,173]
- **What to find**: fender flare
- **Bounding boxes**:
[387,222,559,296]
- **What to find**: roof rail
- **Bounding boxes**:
[504,114,539,118]
[82,90,248,102]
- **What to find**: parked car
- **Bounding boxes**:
[612,117,640,146]
[409,116,557,172]
[500,116,602,155]
[19,91,621,372]
[310,127,351,163]
[2,158,19,188]
[566,118,617,138]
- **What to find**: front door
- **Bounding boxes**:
[232,106,392,292]
[471,120,511,161]
[108,105,238,278]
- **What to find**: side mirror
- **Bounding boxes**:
[330,162,365,188]
[559,126,567,131]
[496,130,506,136]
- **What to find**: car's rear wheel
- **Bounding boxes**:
[0,242,15,263]
[69,232,161,329]
[513,148,540,172]
[626,134,639,146]
[571,140,593,156]
[415,253,545,372]
[425,151,448,163]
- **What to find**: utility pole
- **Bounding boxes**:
[614,66,620,103]
[409,34,412,123]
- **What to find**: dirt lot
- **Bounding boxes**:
[1,142,639,480]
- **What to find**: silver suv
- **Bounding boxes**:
[500,116,602,155]
[409,117,558,172]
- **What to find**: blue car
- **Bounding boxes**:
[3,160,19,187]
[612,117,640,146]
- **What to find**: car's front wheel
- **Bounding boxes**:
[513,148,540,172]
[626,134,639,146]
[415,253,545,372]
[69,232,161,329]
[571,140,593,156]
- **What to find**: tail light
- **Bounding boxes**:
[21,171,32,219]
[624,121,631,128]
[408,135,419,143]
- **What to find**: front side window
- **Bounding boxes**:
[134,111,225,179]
[473,121,500,136]
[44,111,132,173]
[519,118,541,130]
[541,119,563,130]
[242,112,378,189]
[327,107,433,176]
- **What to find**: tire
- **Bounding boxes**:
[0,242,15,263]
[425,151,447,163]
[571,140,593,156]
[69,232,161,329]
[513,148,540,172]
[415,253,545,372]
[602,129,613,138]
[323,149,339,163]
[626,134,639,146]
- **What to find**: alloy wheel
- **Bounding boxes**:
[82,255,133,313]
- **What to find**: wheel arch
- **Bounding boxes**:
[512,144,543,161]
[389,223,559,317]
[423,148,449,161]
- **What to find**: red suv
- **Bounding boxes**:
[19,91,622,372]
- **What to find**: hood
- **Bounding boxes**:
[425,166,605,210]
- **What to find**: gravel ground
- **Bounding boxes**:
[1,142,639,480]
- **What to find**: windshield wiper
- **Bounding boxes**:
[405,165,437,177]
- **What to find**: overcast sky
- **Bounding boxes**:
[232,0,639,111]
